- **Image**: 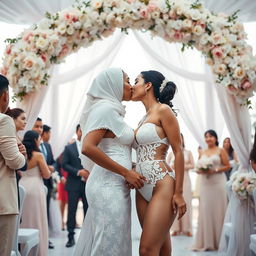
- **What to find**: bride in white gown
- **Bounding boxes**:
[73,68,145,256]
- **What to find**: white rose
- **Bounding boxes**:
[175,6,183,16]
[39,18,51,29]
[73,21,82,29]
[173,20,183,30]
[57,23,67,35]
[190,9,201,20]
[200,34,209,45]
[193,25,204,36]
[183,19,192,28]
[214,64,227,74]
[23,56,36,70]
[234,67,246,79]
[151,11,160,19]
[246,184,255,194]
[79,14,87,23]
[36,37,49,51]
[67,25,75,35]
[91,0,103,9]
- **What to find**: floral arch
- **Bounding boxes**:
[1,0,256,105]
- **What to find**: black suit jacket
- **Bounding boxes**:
[62,142,85,192]
[42,142,55,189]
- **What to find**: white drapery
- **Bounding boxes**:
[0,1,256,254]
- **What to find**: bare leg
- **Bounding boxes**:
[160,234,172,256]
[139,175,176,256]
[59,200,66,229]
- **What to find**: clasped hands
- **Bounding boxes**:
[124,169,146,190]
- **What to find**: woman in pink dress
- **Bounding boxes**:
[168,133,194,236]
[20,130,51,256]
[192,129,230,251]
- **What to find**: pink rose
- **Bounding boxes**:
[147,3,157,12]
[59,45,69,57]
[241,80,252,90]
[65,13,71,21]
[212,47,223,58]
[196,21,206,29]
[23,32,33,42]
[6,45,12,55]
[140,8,149,19]
[41,54,47,63]
[173,30,183,41]
[228,84,237,92]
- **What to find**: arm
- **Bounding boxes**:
[0,115,25,170]
[185,151,195,171]
[37,153,51,179]
[214,148,230,173]
[159,105,186,219]
[82,129,146,189]
[62,146,81,177]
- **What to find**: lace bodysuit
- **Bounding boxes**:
[134,122,175,201]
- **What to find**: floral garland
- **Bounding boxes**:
[230,171,256,200]
[1,0,256,104]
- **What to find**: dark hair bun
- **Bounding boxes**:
[159,81,176,108]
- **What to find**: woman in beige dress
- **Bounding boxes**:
[167,133,194,236]
[192,129,230,251]
[20,130,51,256]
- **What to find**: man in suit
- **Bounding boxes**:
[62,124,89,247]
[0,74,26,256]
[32,119,55,249]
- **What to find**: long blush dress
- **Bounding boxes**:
[192,153,227,251]
[20,166,48,256]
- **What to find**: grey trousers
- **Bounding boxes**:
[0,214,17,256]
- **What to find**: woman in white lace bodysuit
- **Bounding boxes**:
[74,68,145,256]
[131,70,186,256]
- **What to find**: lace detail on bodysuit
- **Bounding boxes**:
[135,123,175,187]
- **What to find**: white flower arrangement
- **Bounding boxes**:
[1,0,256,104]
[230,171,256,200]
[195,157,213,173]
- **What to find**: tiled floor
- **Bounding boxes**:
[48,228,218,256]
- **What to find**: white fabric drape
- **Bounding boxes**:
[133,31,225,147]
[38,31,125,157]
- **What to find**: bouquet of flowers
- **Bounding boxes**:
[195,157,213,173]
[230,171,256,200]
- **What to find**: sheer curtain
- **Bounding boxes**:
[133,31,225,147]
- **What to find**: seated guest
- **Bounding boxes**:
[20,130,51,256]
[250,129,256,171]
[222,137,239,180]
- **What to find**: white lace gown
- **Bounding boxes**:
[74,126,133,256]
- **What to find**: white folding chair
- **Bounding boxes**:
[250,188,256,256]
[17,185,41,256]
[11,185,26,256]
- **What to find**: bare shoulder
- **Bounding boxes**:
[33,151,44,160]
[158,104,176,119]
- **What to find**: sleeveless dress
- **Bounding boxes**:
[74,125,134,256]
[192,153,227,251]
[134,122,175,201]
[19,166,48,256]
[171,149,193,234]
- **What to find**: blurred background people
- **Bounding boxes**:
[250,129,256,171]
[167,133,194,236]
[192,130,230,251]
[222,137,239,180]
[62,124,89,248]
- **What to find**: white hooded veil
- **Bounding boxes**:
[79,67,127,170]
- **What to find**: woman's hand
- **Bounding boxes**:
[124,170,146,189]
[172,194,186,220]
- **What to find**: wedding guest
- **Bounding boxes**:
[222,137,239,179]
[5,108,27,208]
[250,129,256,171]
[192,130,230,251]
[168,133,194,236]
[32,119,55,249]
[0,74,26,256]
[20,130,51,256]
[56,153,68,230]
[62,124,89,247]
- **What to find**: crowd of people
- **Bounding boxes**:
[0,68,256,256]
